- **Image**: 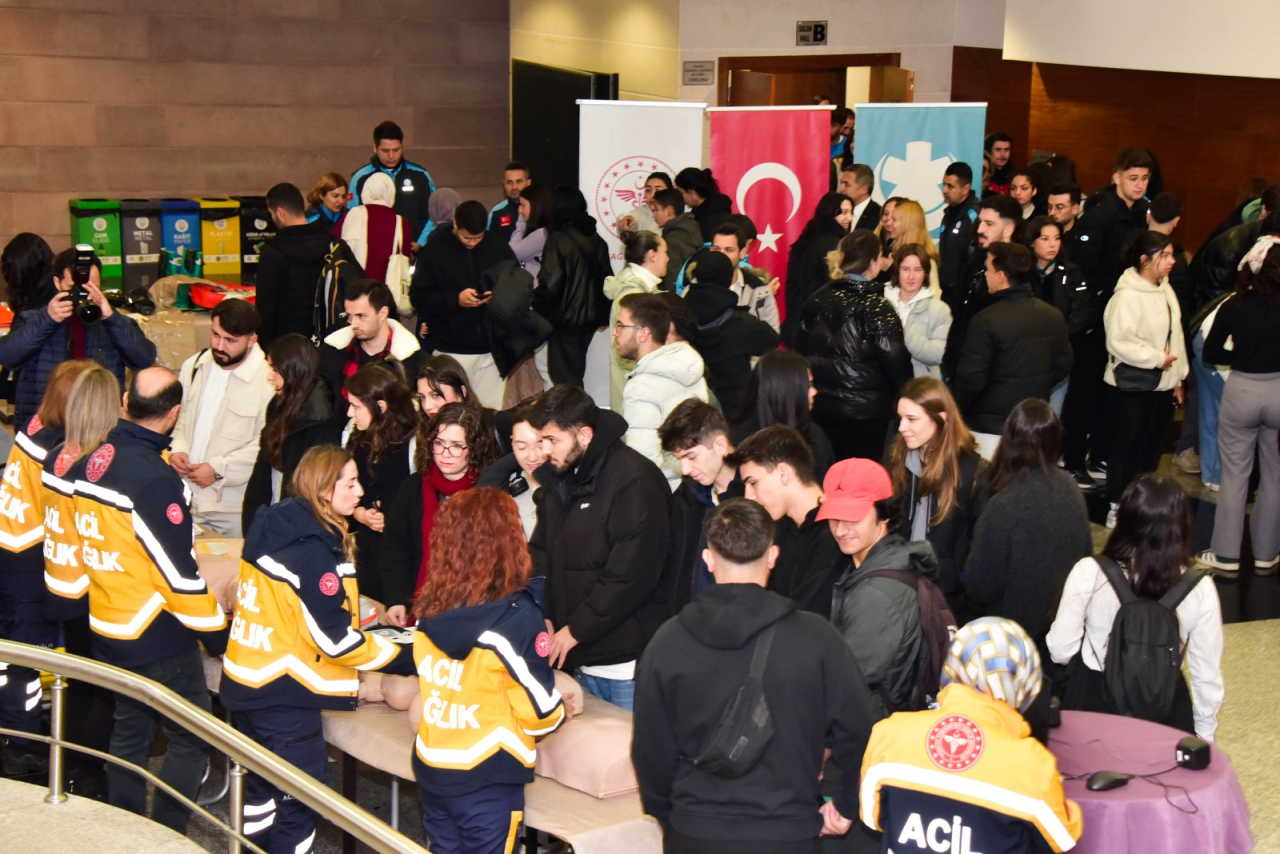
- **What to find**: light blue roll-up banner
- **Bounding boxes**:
[853,102,987,239]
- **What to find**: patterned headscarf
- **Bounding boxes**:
[940,617,1042,713]
[1238,235,1280,274]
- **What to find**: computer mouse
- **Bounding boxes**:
[1086,770,1133,791]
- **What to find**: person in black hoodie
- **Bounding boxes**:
[410,200,517,408]
[783,192,853,346]
[633,498,877,854]
[527,385,670,711]
[532,186,613,387]
[258,182,334,346]
[243,334,341,533]
[683,250,780,414]
[675,167,733,243]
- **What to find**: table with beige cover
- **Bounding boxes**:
[196,538,662,854]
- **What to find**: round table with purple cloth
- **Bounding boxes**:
[1049,711,1252,853]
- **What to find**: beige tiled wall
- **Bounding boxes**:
[0,1,512,274]
[510,0,681,101]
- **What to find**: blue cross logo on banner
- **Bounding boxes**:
[854,103,987,239]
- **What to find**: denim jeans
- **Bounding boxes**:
[1049,376,1070,417]
[1192,330,1226,485]
[574,670,636,712]
[107,646,212,834]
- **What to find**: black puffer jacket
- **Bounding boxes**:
[255,223,331,346]
[794,274,914,424]
[684,283,780,415]
[1191,219,1262,308]
[532,215,612,329]
[951,284,1073,435]
[1032,259,1094,336]
[528,409,671,670]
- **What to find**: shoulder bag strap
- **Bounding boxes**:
[1159,568,1206,611]
[1095,555,1138,605]
[748,624,778,679]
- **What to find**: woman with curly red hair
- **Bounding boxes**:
[411,487,566,854]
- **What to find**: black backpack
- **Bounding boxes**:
[312,239,364,344]
[856,566,957,712]
[1096,556,1205,723]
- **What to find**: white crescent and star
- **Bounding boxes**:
[735,162,803,254]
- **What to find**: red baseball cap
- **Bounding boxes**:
[816,458,894,523]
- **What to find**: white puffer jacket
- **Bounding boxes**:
[884,285,952,379]
[1103,268,1188,392]
[622,341,710,490]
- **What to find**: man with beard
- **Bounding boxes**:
[319,278,426,400]
[942,194,1023,380]
[170,299,275,536]
[528,384,671,711]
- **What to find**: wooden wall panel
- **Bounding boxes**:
[950,46,1032,150]
[1027,62,1280,252]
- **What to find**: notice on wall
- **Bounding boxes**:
[683,61,715,86]
[796,20,828,46]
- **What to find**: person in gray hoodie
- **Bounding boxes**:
[820,457,939,718]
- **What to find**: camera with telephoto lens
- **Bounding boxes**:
[68,244,102,325]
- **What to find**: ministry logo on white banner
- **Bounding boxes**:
[578,100,706,272]
[853,103,987,238]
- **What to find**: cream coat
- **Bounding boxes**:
[1103,268,1189,392]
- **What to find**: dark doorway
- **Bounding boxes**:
[511,59,619,188]
[717,53,902,107]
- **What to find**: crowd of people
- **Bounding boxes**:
[0,112,1271,853]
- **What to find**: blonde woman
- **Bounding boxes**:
[222,444,408,854]
[888,200,941,291]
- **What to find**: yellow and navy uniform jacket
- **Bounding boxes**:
[860,684,1083,854]
[0,416,57,558]
[220,497,410,711]
[413,576,566,797]
[40,437,89,620]
[71,420,228,667]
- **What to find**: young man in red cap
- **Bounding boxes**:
[819,458,940,718]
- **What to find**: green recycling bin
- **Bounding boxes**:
[69,199,123,279]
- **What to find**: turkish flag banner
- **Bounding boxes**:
[709,107,833,323]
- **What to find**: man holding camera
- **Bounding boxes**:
[0,246,155,428]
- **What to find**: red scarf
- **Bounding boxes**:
[417,463,478,594]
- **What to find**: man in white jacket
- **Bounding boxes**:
[170,299,275,537]
[614,293,710,490]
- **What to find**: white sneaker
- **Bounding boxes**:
[1195,550,1240,577]
[1105,503,1118,530]
[1203,482,1220,493]
[1256,555,1280,576]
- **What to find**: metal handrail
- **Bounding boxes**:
[0,639,428,854]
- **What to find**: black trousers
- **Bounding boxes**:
[546,328,597,388]
[822,417,891,462]
[665,828,820,854]
[1107,386,1174,504]
[1062,331,1110,470]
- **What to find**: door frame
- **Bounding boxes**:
[717,52,902,106]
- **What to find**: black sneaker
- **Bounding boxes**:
[2,742,49,777]
[1087,460,1108,481]
[1070,469,1099,490]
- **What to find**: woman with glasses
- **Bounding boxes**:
[381,402,501,626]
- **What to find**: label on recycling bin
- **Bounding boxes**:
[205,254,238,263]
[125,254,161,263]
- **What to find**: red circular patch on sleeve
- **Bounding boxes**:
[85,443,115,482]
[319,572,341,596]
[534,631,552,658]
[27,415,42,435]
[166,503,184,524]
[926,714,985,772]
[53,447,75,477]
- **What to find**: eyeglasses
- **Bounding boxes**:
[432,440,468,457]
[614,322,640,330]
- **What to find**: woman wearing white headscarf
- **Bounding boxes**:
[857,618,1083,854]
[341,171,411,282]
